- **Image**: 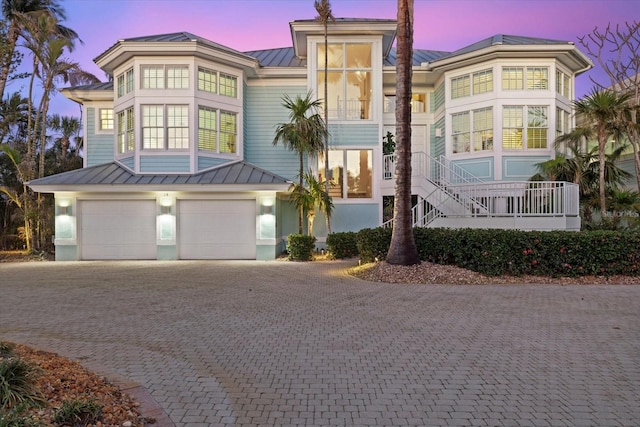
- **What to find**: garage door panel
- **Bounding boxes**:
[80,200,156,260]
[178,200,256,259]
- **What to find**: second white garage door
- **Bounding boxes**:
[178,200,256,259]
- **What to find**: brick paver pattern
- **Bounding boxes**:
[1,261,639,426]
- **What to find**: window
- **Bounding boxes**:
[142,105,164,149]
[556,70,571,98]
[472,69,493,94]
[99,109,114,130]
[503,67,549,91]
[142,66,164,89]
[167,66,189,89]
[167,105,189,149]
[198,107,216,151]
[219,111,237,153]
[141,65,189,89]
[116,68,133,97]
[197,67,237,98]
[527,67,548,90]
[556,107,571,138]
[473,107,493,151]
[383,93,426,113]
[142,105,189,150]
[116,107,134,153]
[318,43,372,120]
[219,73,237,98]
[527,106,548,149]
[502,106,548,150]
[197,106,237,154]
[451,75,470,99]
[319,149,373,199]
[451,112,470,153]
[198,67,217,93]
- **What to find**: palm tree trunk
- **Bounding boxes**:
[0,22,20,101]
[598,124,607,219]
[387,0,419,266]
[299,153,304,234]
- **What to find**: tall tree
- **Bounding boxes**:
[314,0,334,233]
[386,0,419,265]
[0,0,78,101]
[578,21,640,191]
[273,91,328,234]
[571,88,630,218]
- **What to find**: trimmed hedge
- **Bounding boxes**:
[286,234,317,261]
[340,227,640,277]
[326,232,359,259]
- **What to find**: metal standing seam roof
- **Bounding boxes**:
[28,161,291,187]
[435,34,574,62]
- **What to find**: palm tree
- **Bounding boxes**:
[564,88,630,218]
[273,91,328,234]
[304,171,333,236]
[386,0,419,266]
[0,0,78,101]
[314,0,334,233]
[48,114,79,160]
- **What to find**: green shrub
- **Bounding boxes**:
[286,234,317,261]
[0,358,42,410]
[356,227,392,263]
[0,342,14,358]
[53,398,102,427]
[326,232,358,259]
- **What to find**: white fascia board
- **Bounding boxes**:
[253,67,308,79]
[427,44,591,73]
[60,88,113,104]
[29,183,292,193]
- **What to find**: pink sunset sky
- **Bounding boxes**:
[5,0,639,118]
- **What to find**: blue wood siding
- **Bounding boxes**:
[244,85,305,181]
[331,204,379,232]
[431,83,445,112]
[198,156,231,170]
[119,156,134,170]
[329,124,378,147]
[451,157,494,181]
[430,117,445,158]
[503,156,550,180]
[86,108,115,167]
[140,156,191,173]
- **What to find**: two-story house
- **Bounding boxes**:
[28,17,592,261]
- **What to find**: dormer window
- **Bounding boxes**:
[317,43,372,120]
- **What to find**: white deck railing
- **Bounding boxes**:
[382,152,580,228]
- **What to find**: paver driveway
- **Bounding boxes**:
[1,260,639,427]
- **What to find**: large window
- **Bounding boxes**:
[198,67,237,98]
[197,106,237,154]
[317,43,372,120]
[141,65,189,89]
[117,68,133,98]
[502,105,548,150]
[116,107,134,153]
[142,105,189,150]
[556,107,571,138]
[319,149,372,199]
[502,67,549,91]
[451,108,493,154]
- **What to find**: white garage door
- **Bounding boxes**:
[178,200,256,259]
[80,200,157,260]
